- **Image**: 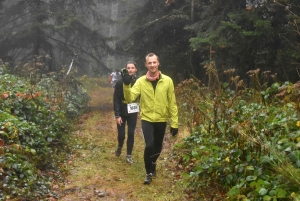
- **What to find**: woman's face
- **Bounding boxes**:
[126,63,137,76]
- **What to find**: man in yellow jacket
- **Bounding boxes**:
[122,53,178,184]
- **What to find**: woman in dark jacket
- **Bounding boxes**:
[113,61,138,163]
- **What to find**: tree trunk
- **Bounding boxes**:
[189,0,195,76]
[191,0,194,23]
[33,0,41,56]
[106,2,118,70]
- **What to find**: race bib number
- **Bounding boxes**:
[127,103,139,113]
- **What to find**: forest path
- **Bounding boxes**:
[57,84,186,201]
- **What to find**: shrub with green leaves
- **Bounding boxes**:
[174,71,300,200]
[0,73,90,200]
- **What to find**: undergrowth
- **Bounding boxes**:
[0,58,90,200]
[174,62,300,200]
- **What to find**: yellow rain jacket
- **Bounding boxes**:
[123,72,178,128]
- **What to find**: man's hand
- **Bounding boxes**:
[121,68,131,85]
[170,127,178,136]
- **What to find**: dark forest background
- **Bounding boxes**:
[0,0,299,83]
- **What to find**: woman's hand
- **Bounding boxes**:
[116,117,122,126]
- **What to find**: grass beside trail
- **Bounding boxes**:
[58,79,187,201]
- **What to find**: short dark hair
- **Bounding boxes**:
[145,53,159,62]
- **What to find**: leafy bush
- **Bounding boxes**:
[174,64,300,200]
[0,70,90,200]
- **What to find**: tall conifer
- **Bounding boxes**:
[0,0,116,73]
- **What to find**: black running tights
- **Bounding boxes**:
[117,113,138,155]
[141,120,167,174]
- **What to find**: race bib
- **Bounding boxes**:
[127,103,139,113]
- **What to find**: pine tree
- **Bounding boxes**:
[0,0,116,74]
[190,0,300,81]
[114,0,299,82]
[116,0,195,80]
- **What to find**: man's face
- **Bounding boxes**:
[145,55,159,74]
[126,63,137,76]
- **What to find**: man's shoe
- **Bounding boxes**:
[143,173,152,185]
[126,155,133,164]
[115,147,122,157]
[152,163,156,177]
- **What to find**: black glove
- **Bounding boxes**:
[170,127,178,136]
[121,68,132,85]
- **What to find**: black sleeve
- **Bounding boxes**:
[113,79,123,118]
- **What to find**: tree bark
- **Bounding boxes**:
[33,0,41,56]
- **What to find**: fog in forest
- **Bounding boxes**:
[1,0,299,82]
[1,1,300,201]
[0,1,144,77]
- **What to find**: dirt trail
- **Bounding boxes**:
[57,85,186,201]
